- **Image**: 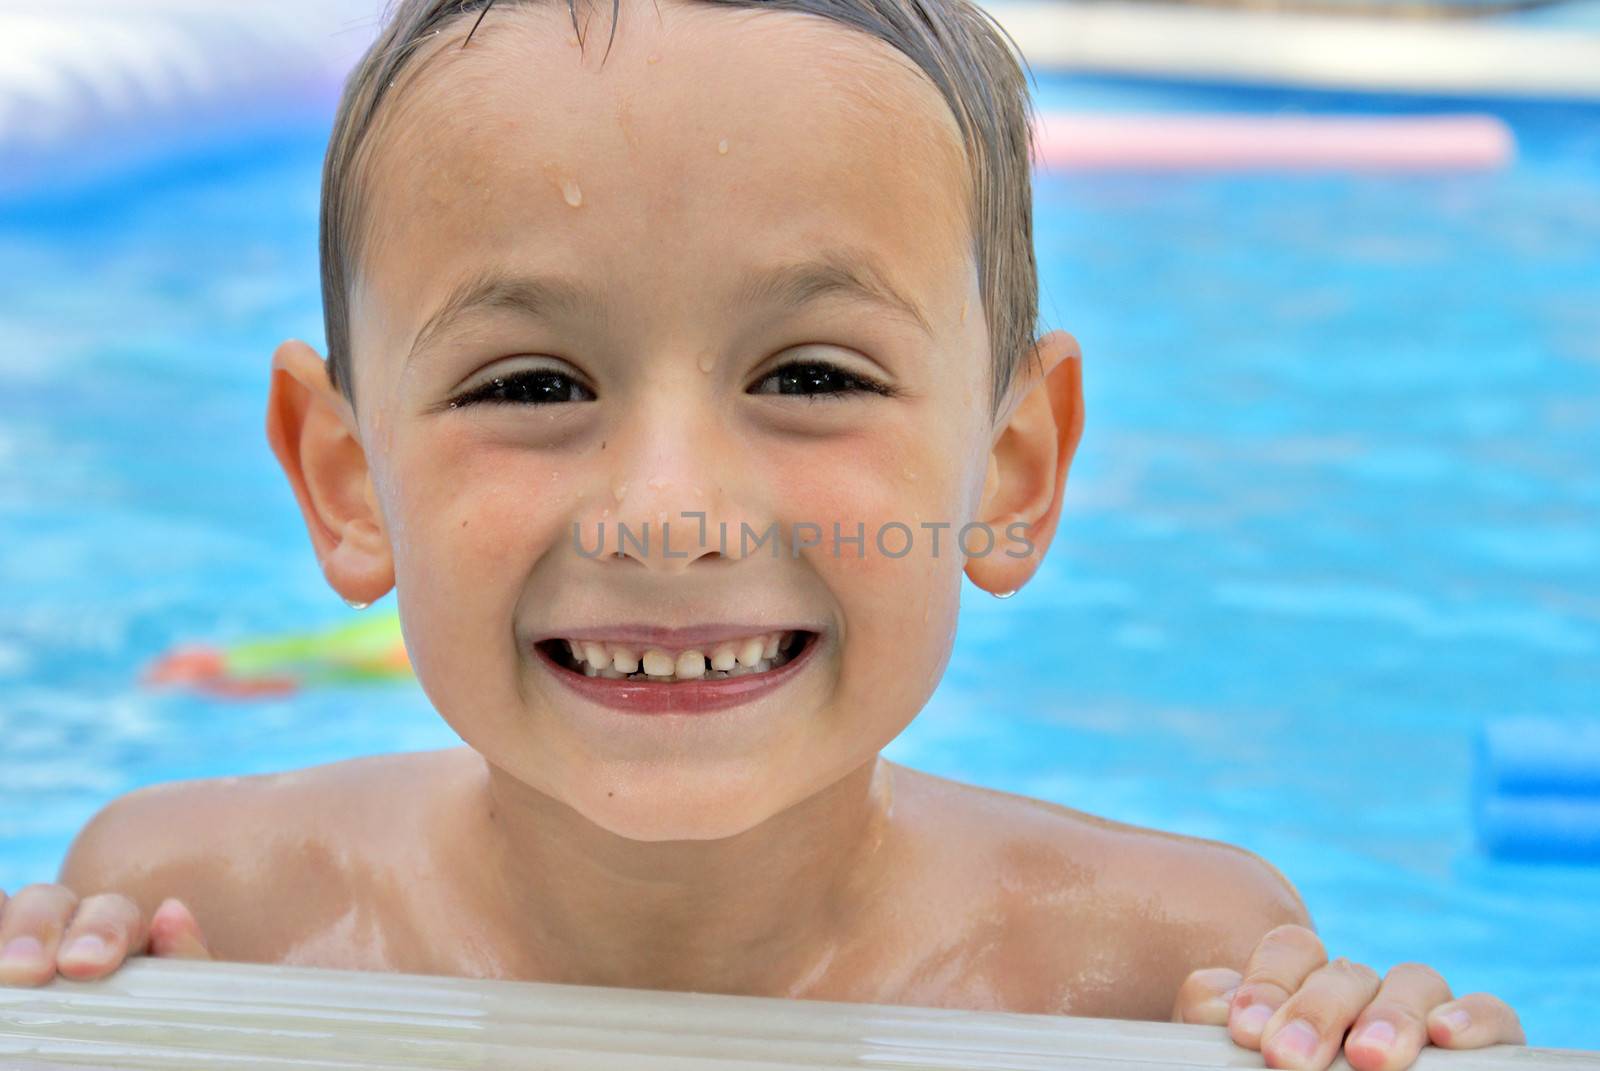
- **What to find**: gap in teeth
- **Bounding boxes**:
[564,630,801,681]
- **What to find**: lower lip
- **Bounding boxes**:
[534,634,822,715]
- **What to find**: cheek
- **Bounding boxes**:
[384,430,571,688]
[774,420,972,725]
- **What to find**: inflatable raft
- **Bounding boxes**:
[9,0,1579,207]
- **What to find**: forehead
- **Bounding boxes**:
[350,0,974,383]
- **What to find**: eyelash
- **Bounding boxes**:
[750,359,897,400]
[447,368,595,408]
[446,358,896,408]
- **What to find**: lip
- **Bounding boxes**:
[534,629,823,715]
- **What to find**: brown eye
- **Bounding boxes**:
[749,360,892,398]
[449,369,596,407]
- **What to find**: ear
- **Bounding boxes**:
[964,329,1084,596]
[264,339,395,605]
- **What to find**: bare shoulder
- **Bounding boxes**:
[57,748,465,968]
[1067,810,1314,1018]
[887,763,1311,1020]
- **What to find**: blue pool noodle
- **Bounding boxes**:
[1474,718,1600,862]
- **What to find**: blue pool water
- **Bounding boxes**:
[2,74,1597,1047]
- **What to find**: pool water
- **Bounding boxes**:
[2,74,1597,1047]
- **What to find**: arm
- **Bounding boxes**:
[1171,846,1524,1071]
[60,781,219,948]
[0,787,213,987]
[1201,844,1315,965]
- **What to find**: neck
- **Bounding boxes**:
[455,752,899,997]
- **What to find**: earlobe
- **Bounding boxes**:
[965,330,1085,597]
[265,339,395,606]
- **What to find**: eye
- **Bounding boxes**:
[448,365,596,408]
[748,358,895,399]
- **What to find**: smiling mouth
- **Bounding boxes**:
[537,630,815,683]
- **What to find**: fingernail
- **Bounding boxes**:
[1356,1020,1397,1050]
[1237,1002,1274,1035]
[60,935,110,964]
[1439,1006,1471,1036]
[1274,1019,1321,1063]
[0,936,44,965]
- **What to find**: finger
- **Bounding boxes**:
[1255,955,1382,1070]
[147,898,213,961]
[1230,924,1329,1049]
[0,883,80,987]
[55,893,150,981]
[1428,993,1527,1048]
[1174,967,1242,1024]
[1342,962,1453,1071]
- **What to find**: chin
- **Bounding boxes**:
[570,770,783,842]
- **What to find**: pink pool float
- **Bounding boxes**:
[1031,111,1515,172]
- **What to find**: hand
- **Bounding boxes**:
[1172,924,1525,1071]
[0,883,212,986]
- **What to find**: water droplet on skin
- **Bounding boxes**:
[960,299,969,324]
[697,352,715,373]
[646,52,661,64]
[611,481,629,503]
[901,468,917,482]
[646,477,665,491]
[562,179,583,207]
[717,138,729,155]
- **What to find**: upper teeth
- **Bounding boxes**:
[563,631,796,681]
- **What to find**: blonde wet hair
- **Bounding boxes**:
[321,0,1040,414]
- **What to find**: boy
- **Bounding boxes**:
[0,0,1523,1066]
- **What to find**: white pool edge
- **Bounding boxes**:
[1,958,1595,1068]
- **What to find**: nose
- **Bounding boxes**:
[582,406,757,575]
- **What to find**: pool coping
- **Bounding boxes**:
[1,958,1596,1068]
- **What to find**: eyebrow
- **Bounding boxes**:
[405,247,934,366]
[734,250,934,339]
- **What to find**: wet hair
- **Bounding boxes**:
[321,0,1040,414]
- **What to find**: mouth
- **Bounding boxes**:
[532,629,821,714]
